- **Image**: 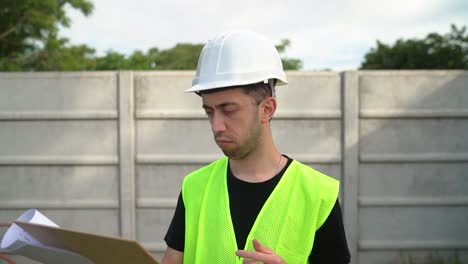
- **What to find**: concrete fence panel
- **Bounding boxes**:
[0,71,467,264]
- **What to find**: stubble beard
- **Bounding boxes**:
[219,115,262,160]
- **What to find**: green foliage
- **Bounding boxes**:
[92,40,301,71]
[361,24,468,69]
[0,35,96,71]
[0,0,93,64]
[28,34,96,71]
[0,0,302,71]
[276,38,303,70]
[281,57,302,71]
[93,44,203,71]
[128,50,155,70]
[95,51,129,70]
[153,43,204,70]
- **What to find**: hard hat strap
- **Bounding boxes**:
[267,79,276,98]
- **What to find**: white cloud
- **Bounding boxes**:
[60,0,468,70]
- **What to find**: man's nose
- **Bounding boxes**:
[211,113,226,133]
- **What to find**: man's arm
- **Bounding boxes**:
[310,199,350,263]
[161,247,183,264]
[162,193,185,264]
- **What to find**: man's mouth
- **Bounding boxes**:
[215,136,233,147]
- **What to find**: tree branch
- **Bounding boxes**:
[0,26,17,40]
[0,12,27,41]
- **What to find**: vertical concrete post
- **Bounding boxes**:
[341,71,359,264]
[118,71,136,239]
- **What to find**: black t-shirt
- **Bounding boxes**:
[164,156,351,263]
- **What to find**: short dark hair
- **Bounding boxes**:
[241,82,272,105]
[199,82,274,105]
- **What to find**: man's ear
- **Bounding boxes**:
[260,97,277,123]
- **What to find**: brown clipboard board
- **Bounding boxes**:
[14,221,160,264]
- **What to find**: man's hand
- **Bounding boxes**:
[160,247,183,264]
[235,239,286,264]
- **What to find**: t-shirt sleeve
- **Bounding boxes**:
[309,199,351,264]
[164,192,185,252]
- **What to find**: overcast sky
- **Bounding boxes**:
[60,0,468,70]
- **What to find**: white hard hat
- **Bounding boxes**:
[185,30,288,93]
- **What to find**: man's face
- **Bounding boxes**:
[202,88,262,160]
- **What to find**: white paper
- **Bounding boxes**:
[1,209,57,251]
[0,209,94,264]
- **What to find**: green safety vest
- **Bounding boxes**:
[182,157,339,264]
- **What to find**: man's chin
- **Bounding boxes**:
[220,148,236,159]
[221,149,249,160]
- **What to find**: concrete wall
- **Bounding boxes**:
[0,71,467,264]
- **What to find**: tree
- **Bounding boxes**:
[153,43,204,70]
[28,34,96,71]
[93,44,202,70]
[360,24,468,69]
[0,0,94,70]
[95,50,129,70]
[276,39,303,70]
[91,40,302,71]
[0,0,303,71]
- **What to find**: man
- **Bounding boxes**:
[161,31,350,264]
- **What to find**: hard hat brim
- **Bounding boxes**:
[185,75,288,93]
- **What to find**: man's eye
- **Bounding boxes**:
[223,108,237,113]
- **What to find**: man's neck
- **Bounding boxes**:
[229,145,284,183]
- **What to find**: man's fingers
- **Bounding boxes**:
[252,239,274,254]
[235,239,285,264]
[236,249,273,262]
[236,249,260,260]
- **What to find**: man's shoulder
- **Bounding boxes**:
[182,157,228,206]
[290,159,339,184]
[289,159,340,202]
[183,156,228,184]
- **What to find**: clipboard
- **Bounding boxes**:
[14,221,160,264]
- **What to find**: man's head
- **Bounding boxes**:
[201,84,277,159]
[188,30,287,159]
